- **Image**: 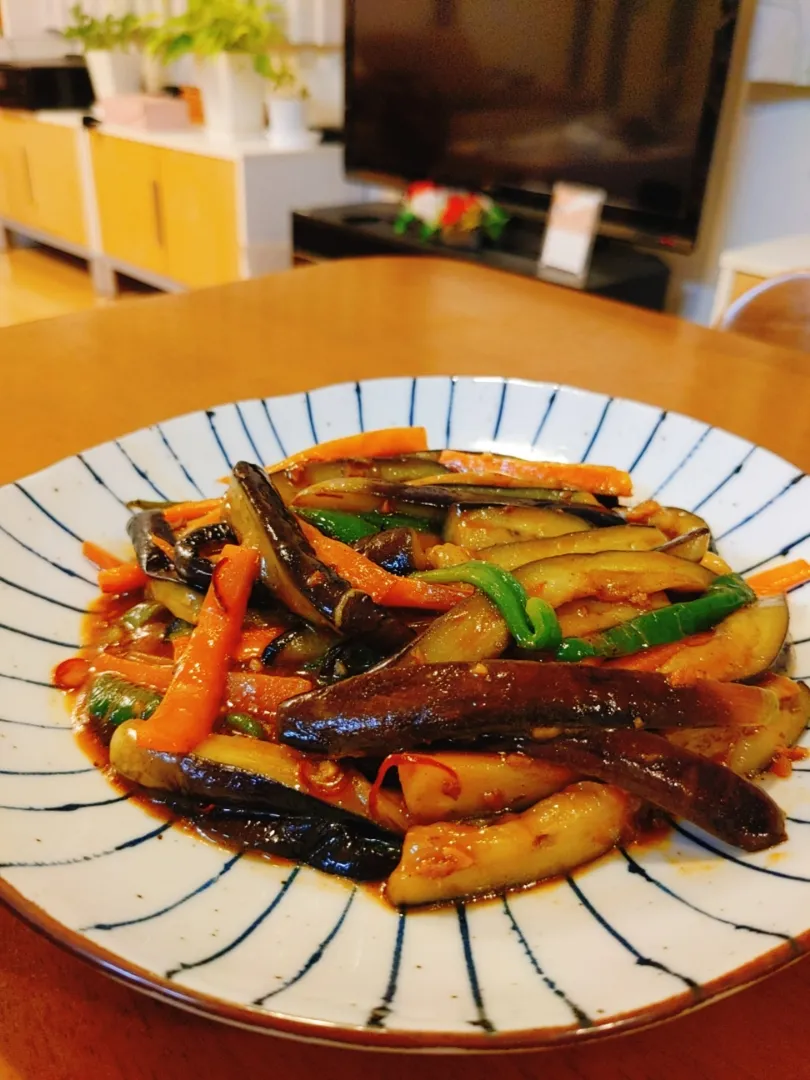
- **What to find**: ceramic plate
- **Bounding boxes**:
[2,376,810,1051]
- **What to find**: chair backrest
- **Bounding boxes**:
[720,271,810,353]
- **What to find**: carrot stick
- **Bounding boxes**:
[162,498,223,528]
[625,499,662,524]
[82,541,124,570]
[91,652,173,692]
[407,472,560,488]
[176,507,222,536]
[438,450,633,497]
[604,631,717,675]
[604,641,693,673]
[91,652,308,719]
[270,426,429,473]
[299,520,470,611]
[226,673,311,720]
[97,564,150,595]
[747,559,810,597]
[151,535,175,561]
[233,626,286,663]
[134,544,259,753]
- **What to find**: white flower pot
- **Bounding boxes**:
[267,95,318,149]
[195,54,266,138]
[86,49,143,102]
[143,53,186,96]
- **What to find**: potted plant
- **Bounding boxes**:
[263,59,316,149]
[63,5,147,102]
[147,0,285,138]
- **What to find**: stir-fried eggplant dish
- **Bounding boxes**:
[55,427,810,907]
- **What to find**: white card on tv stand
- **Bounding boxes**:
[539,182,607,283]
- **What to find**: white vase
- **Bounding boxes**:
[195,54,266,138]
[86,49,143,102]
[267,95,318,149]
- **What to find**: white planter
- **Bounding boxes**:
[86,49,142,102]
[267,95,319,149]
[195,54,266,138]
[142,54,182,96]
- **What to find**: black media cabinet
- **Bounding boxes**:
[292,202,671,312]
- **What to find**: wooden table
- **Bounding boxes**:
[1,258,809,1079]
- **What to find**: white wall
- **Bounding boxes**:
[723,85,810,248]
[0,0,341,38]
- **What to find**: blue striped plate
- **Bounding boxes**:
[1,375,809,1051]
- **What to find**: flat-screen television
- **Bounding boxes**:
[345,0,740,252]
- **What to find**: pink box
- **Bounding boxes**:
[99,94,191,131]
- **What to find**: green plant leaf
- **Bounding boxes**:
[147,0,286,64]
[63,3,150,49]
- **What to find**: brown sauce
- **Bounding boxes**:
[63,586,678,911]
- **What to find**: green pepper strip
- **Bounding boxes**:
[296,507,432,544]
[414,561,562,651]
[87,672,162,727]
[296,507,378,543]
[120,601,164,631]
[556,573,756,662]
[360,510,433,534]
[223,712,267,740]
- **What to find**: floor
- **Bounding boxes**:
[0,243,153,329]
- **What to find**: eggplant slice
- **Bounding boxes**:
[153,792,403,880]
[353,527,434,576]
[524,729,786,852]
[299,479,623,527]
[127,510,178,581]
[276,661,778,757]
[174,522,238,591]
[228,462,413,653]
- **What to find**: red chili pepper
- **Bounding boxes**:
[52,657,91,690]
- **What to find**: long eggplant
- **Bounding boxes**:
[293,478,623,526]
[127,510,178,581]
[110,726,409,830]
[271,454,446,498]
[276,661,780,757]
[353,527,435,576]
[386,781,631,905]
[174,522,237,591]
[443,505,591,549]
[157,795,402,881]
[480,525,667,570]
[227,461,413,653]
[668,673,810,776]
[632,505,712,562]
[392,550,716,666]
[524,728,786,852]
[652,598,789,684]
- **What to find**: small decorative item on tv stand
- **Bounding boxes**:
[394,181,509,249]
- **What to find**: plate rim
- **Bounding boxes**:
[3,874,807,1051]
[1,373,808,1051]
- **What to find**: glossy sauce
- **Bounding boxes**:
[64,583,677,910]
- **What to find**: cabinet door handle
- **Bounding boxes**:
[21,148,34,205]
[152,180,165,248]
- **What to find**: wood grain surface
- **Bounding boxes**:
[1,257,809,1079]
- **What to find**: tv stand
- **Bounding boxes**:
[292,203,671,312]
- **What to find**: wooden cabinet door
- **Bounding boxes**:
[0,113,38,226]
[90,133,167,276]
[160,149,240,288]
[25,122,88,247]
[0,114,14,217]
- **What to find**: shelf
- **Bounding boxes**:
[273,42,343,54]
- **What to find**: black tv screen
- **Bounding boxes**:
[345,0,740,250]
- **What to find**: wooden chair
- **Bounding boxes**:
[719,271,810,352]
